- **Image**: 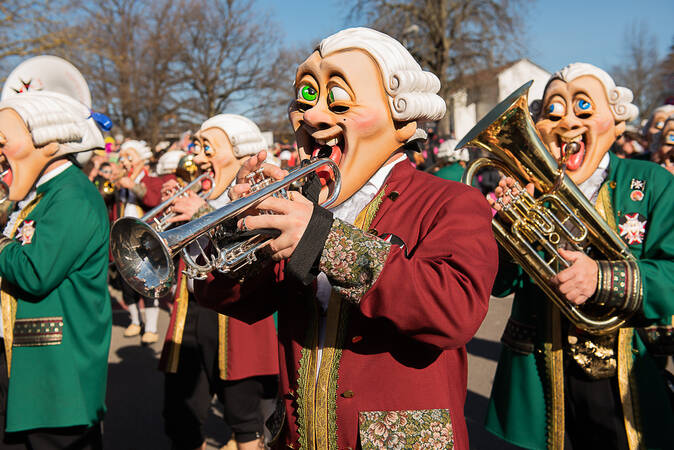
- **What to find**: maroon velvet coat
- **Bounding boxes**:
[195,161,498,449]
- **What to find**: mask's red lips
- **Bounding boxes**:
[311,142,342,186]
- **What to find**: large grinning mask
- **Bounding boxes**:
[534,63,638,185]
[289,27,446,206]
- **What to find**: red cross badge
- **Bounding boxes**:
[17,220,35,246]
[618,213,646,245]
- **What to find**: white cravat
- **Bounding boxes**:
[577,153,610,203]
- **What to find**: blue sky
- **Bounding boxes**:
[259,0,673,73]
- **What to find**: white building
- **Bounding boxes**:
[449,59,551,141]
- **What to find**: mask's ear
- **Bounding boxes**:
[394,120,417,144]
[38,141,60,158]
[614,121,626,138]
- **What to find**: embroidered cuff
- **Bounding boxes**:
[589,260,643,318]
[287,205,333,285]
[130,182,147,199]
[191,203,215,220]
[319,219,391,304]
[13,317,63,347]
[0,236,13,254]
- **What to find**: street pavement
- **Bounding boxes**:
[104,293,521,449]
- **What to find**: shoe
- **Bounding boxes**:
[141,332,159,344]
[123,323,141,337]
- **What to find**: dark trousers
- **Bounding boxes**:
[163,299,276,449]
[0,340,102,450]
[564,361,629,450]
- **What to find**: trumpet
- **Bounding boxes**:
[110,158,341,298]
[458,81,637,334]
[141,172,215,232]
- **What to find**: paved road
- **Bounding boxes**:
[103,293,520,449]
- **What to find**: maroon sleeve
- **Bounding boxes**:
[140,174,176,208]
[321,188,498,350]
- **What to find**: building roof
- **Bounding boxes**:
[448,58,549,93]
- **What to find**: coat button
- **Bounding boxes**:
[387,191,400,201]
[351,335,363,343]
[341,390,354,398]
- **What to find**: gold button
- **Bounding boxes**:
[341,390,354,398]
[568,335,578,345]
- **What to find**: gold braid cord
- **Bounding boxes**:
[0,194,43,376]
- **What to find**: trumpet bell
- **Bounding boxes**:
[110,217,174,298]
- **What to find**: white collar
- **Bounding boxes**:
[37,161,72,188]
[577,153,610,203]
[330,154,406,225]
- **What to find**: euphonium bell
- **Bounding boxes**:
[458,81,637,334]
[110,158,341,299]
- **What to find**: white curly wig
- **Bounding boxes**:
[200,114,267,158]
[0,91,104,154]
[319,27,446,140]
[535,62,638,123]
[120,140,152,161]
[156,150,185,175]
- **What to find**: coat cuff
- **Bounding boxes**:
[588,260,643,318]
[191,203,215,220]
[287,205,333,284]
[318,218,391,303]
[130,182,147,199]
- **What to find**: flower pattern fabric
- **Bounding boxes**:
[358,409,454,449]
[319,218,391,303]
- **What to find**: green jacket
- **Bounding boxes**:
[0,164,111,432]
[486,153,674,449]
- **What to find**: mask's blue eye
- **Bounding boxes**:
[548,102,564,117]
[577,99,591,111]
[666,133,674,144]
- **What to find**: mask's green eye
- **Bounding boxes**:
[327,86,350,104]
[299,85,318,102]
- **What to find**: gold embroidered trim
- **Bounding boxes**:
[296,300,319,450]
[13,317,63,347]
[1,194,43,376]
[296,185,386,448]
[164,275,189,373]
[595,183,617,230]
[618,328,643,450]
[218,314,228,380]
[545,307,564,450]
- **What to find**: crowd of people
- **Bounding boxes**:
[0,24,670,450]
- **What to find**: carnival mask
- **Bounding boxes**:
[0,108,58,201]
[119,146,145,180]
[536,76,625,185]
[289,50,416,206]
[193,127,242,200]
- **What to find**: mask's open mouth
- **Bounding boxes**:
[310,134,345,185]
[558,134,586,171]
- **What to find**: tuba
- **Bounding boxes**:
[110,158,341,299]
[458,81,637,335]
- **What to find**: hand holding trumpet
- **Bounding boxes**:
[233,151,314,261]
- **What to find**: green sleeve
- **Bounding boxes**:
[637,175,674,322]
[0,192,98,298]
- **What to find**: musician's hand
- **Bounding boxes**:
[229,151,288,200]
[168,190,207,223]
[550,248,598,306]
[236,192,313,261]
[488,177,535,211]
[161,179,181,201]
[116,176,135,189]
